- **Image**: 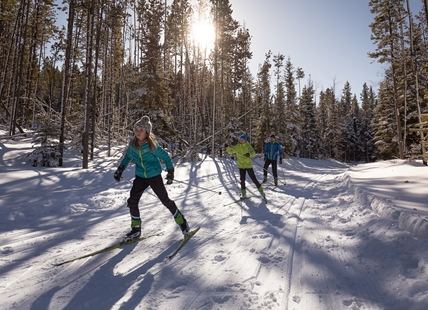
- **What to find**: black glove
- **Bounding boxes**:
[114,165,125,182]
[279,158,282,164]
[224,143,228,148]
[244,153,250,158]
[264,156,267,162]
[166,168,174,185]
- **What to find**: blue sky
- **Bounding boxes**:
[228,0,422,98]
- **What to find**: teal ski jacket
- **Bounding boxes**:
[119,140,173,179]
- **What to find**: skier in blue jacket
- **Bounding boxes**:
[114,116,189,241]
[263,134,283,186]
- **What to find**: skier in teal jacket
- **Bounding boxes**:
[114,116,189,241]
[226,134,265,198]
[263,134,283,186]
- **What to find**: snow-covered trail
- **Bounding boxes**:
[1,139,428,309]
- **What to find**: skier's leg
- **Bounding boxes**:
[150,175,189,235]
[239,168,247,197]
[125,176,149,240]
[247,168,261,189]
[149,174,178,215]
[127,176,150,219]
[263,160,270,182]
[272,161,278,179]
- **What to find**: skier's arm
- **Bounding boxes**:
[118,142,133,169]
[154,145,174,170]
[226,145,237,155]
[277,143,283,159]
[248,144,256,157]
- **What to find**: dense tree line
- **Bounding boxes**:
[1,0,427,167]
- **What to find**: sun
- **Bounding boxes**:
[190,7,215,51]
[191,19,215,49]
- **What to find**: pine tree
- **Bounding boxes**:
[339,81,353,162]
[316,90,329,159]
[369,0,407,159]
[283,57,299,156]
[253,50,272,152]
[347,95,362,161]
[360,83,377,162]
[372,76,398,159]
[135,0,173,138]
[324,87,341,160]
[299,82,318,159]
[272,53,286,140]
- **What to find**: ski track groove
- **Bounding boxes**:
[181,174,312,309]
[284,173,328,309]
[184,184,304,309]
[286,174,386,309]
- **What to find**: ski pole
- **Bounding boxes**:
[121,176,134,184]
[173,179,222,195]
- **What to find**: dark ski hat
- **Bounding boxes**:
[134,116,152,134]
[239,134,247,141]
[270,134,276,138]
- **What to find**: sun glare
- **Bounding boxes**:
[190,16,215,51]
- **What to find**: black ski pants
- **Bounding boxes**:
[127,174,177,219]
[263,159,278,179]
[239,168,261,190]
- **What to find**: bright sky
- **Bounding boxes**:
[227,0,422,98]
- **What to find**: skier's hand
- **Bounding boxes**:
[224,143,228,148]
[114,165,125,182]
[264,156,267,162]
[244,153,250,158]
[166,168,174,185]
[279,159,282,164]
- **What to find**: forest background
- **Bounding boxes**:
[1,0,428,167]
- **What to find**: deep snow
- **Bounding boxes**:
[1,129,428,310]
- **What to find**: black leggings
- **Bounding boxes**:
[239,168,261,190]
[127,174,177,219]
[263,159,278,179]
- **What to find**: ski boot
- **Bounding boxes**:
[124,218,141,242]
[174,210,190,236]
[258,187,266,200]
[240,189,247,198]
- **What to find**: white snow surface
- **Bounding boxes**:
[1,129,428,310]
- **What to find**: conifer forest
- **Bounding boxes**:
[1,0,428,167]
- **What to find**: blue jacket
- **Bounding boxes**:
[264,141,283,161]
[119,140,173,179]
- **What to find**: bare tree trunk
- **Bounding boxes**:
[9,0,29,136]
[91,1,104,161]
[406,0,425,153]
[82,2,95,169]
[59,0,75,167]
[387,10,404,159]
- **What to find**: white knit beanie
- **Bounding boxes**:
[134,116,152,134]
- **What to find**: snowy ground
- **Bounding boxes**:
[1,129,428,310]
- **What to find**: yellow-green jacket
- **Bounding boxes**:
[227,142,256,169]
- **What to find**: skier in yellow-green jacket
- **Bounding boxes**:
[226,134,265,199]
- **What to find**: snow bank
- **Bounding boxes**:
[343,173,428,239]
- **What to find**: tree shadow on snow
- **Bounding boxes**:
[30,239,180,310]
[239,200,284,230]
